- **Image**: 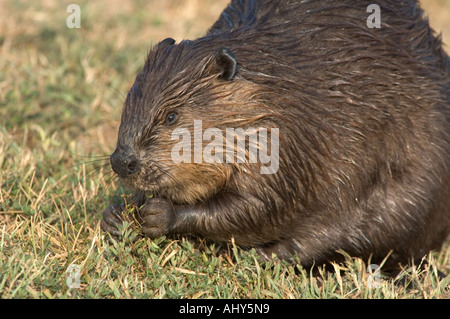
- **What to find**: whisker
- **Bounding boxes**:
[98,170,118,188]
[69,158,109,171]
[152,161,183,187]
[69,151,110,159]
[76,159,112,186]
[108,86,127,102]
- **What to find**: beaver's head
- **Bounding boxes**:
[110,38,274,205]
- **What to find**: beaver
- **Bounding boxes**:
[100,0,450,268]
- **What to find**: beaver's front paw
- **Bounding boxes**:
[137,198,175,238]
[100,203,129,240]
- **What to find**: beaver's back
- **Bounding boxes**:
[204,0,450,265]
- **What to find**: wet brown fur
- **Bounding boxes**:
[106,0,450,268]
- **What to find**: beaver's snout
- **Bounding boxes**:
[110,148,140,178]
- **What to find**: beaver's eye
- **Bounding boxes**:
[166,112,178,125]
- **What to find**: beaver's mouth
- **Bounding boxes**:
[121,176,158,193]
[118,171,168,197]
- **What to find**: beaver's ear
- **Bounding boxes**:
[158,37,176,48]
[213,48,238,81]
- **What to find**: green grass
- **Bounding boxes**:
[0,0,449,299]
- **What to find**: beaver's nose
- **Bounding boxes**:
[110,149,140,178]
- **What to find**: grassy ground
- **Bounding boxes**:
[0,0,449,299]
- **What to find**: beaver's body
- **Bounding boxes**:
[101,0,450,268]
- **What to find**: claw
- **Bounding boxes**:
[101,204,126,239]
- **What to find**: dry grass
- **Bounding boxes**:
[0,0,449,299]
